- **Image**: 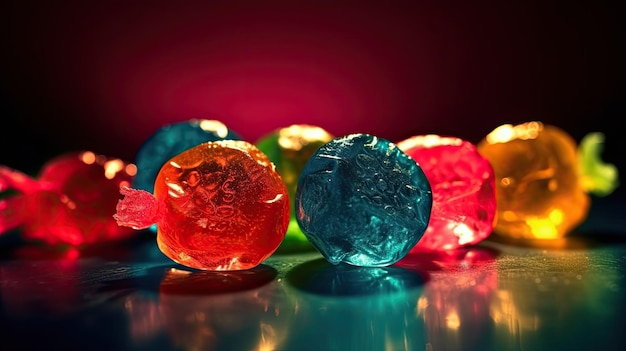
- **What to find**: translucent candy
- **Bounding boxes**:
[114,140,289,270]
[0,151,137,246]
[397,135,496,251]
[477,122,589,239]
[295,133,433,267]
[256,124,334,252]
[133,119,241,194]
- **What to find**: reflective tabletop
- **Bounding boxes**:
[1,197,625,351]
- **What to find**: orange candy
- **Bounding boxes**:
[477,122,590,239]
[115,140,290,270]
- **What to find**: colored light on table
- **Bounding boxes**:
[256,124,334,252]
[114,140,290,271]
[397,135,496,251]
[295,133,433,267]
[133,119,241,194]
[0,151,137,246]
[477,121,589,239]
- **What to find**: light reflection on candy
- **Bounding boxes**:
[256,124,334,252]
[133,119,241,195]
[477,121,618,239]
[397,134,496,251]
[295,133,432,267]
[114,140,290,271]
[0,151,137,246]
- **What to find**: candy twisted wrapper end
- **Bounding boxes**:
[578,132,619,197]
[0,165,42,235]
[113,186,159,230]
[0,165,43,194]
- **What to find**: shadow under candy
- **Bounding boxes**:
[97,264,278,296]
[286,257,428,296]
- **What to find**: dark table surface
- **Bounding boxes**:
[1,196,625,351]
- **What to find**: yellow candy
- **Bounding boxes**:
[477,122,590,239]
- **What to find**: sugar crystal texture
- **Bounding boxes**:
[0,151,137,246]
[133,119,241,194]
[295,133,433,267]
[397,135,496,251]
[477,121,590,239]
[115,140,289,270]
[256,124,334,252]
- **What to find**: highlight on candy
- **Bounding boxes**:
[0,120,619,270]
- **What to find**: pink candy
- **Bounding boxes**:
[0,151,137,246]
[397,135,496,251]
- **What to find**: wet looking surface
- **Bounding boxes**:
[0,197,624,351]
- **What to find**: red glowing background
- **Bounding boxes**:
[1,0,624,195]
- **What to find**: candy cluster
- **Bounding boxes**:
[0,119,618,271]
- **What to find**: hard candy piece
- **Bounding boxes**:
[397,135,496,251]
[0,151,137,246]
[114,140,289,271]
[133,119,241,194]
[256,124,334,252]
[477,121,590,239]
[295,133,433,267]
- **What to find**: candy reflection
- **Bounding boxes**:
[154,266,295,351]
[397,247,499,351]
[489,248,622,350]
[0,260,83,316]
[281,258,427,350]
[123,293,163,343]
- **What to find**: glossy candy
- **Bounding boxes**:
[295,133,433,267]
[397,135,496,251]
[0,151,137,246]
[114,140,289,271]
[476,121,618,239]
[256,124,334,252]
[133,119,241,194]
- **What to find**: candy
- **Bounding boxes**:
[397,135,496,251]
[477,121,618,239]
[295,133,433,267]
[256,124,334,252]
[114,140,290,271]
[0,151,137,246]
[133,119,241,194]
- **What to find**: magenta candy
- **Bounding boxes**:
[397,135,496,251]
[0,151,137,246]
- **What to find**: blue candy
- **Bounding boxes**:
[295,133,433,267]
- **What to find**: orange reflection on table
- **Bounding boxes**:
[155,265,294,351]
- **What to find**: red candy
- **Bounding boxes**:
[0,151,137,246]
[114,140,290,271]
[397,135,497,251]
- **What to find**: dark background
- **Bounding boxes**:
[1,0,624,196]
